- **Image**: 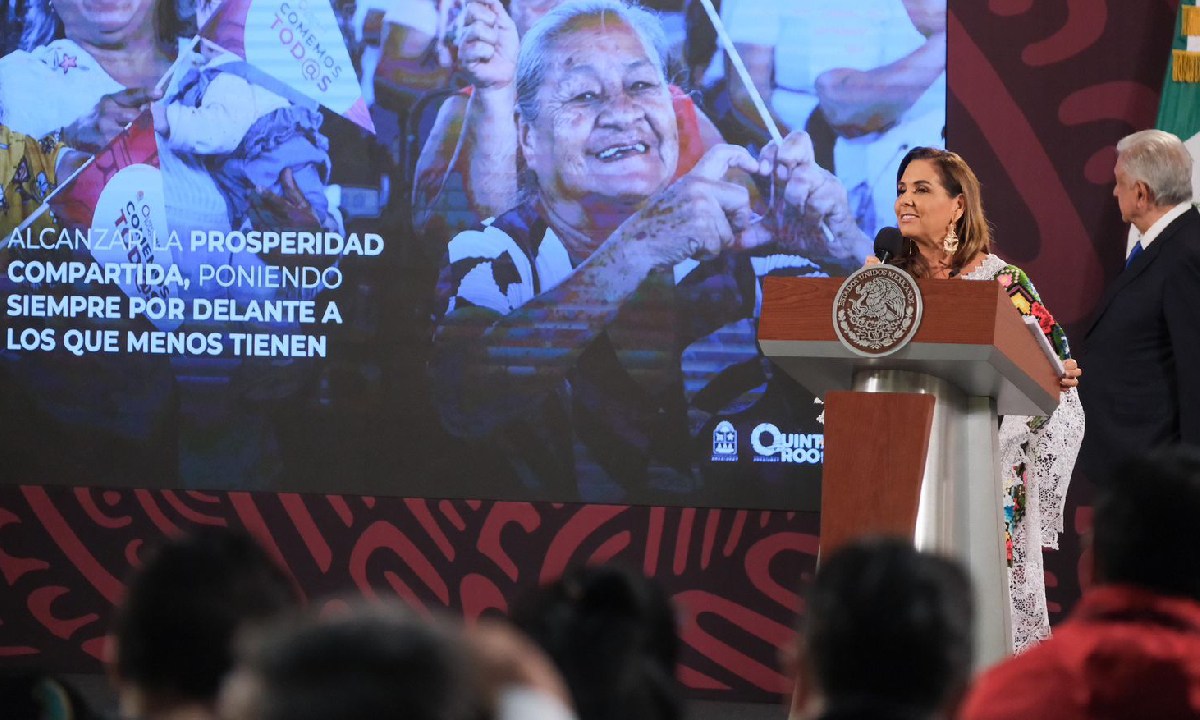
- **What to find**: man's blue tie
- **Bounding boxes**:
[1126,240,1144,269]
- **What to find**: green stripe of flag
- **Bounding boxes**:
[1158,1,1200,139]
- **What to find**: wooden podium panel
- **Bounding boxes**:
[820,391,935,557]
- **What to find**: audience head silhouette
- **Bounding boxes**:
[221,602,491,720]
[511,564,682,720]
[1093,445,1200,601]
[797,538,974,720]
[109,526,299,720]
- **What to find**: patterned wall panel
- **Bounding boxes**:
[0,486,817,701]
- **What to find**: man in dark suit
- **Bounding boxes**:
[1079,129,1200,486]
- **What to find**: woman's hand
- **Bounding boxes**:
[63,87,161,153]
[151,98,169,138]
[457,0,519,94]
[1060,358,1082,390]
[614,144,760,270]
[758,130,871,268]
[247,167,324,232]
[863,255,882,267]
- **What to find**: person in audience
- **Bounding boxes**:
[789,538,974,720]
[410,0,725,239]
[152,0,335,233]
[466,618,577,720]
[958,445,1200,720]
[510,565,682,720]
[429,0,869,503]
[218,602,494,720]
[869,146,1084,650]
[1,0,178,151]
[1078,129,1200,487]
[152,30,335,232]
[107,527,299,720]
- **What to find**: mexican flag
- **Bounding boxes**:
[1158,0,1200,200]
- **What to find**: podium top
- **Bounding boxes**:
[757,276,1061,416]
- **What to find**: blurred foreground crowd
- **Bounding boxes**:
[4,445,1199,720]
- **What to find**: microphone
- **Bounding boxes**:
[874,226,904,263]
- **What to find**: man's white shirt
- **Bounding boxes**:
[1127,201,1194,258]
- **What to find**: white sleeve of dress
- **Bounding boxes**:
[999,410,1044,651]
[999,387,1084,551]
[1030,387,1084,548]
[999,387,1084,651]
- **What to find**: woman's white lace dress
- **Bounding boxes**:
[962,254,1085,651]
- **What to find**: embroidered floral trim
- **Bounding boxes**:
[1004,462,1028,568]
[994,265,1072,360]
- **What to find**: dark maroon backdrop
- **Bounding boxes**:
[0,1,1182,703]
[946,0,1179,625]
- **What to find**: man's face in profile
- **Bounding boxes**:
[1112,158,1139,226]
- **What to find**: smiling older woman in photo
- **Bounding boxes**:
[430,0,870,502]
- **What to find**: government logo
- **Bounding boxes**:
[833,264,923,357]
[711,420,738,462]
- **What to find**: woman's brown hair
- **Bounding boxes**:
[892,147,992,278]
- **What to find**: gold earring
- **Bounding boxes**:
[943,222,959,254]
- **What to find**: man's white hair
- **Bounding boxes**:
[1116,129,1194,206]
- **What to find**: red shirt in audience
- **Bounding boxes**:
[959,585,1200,720]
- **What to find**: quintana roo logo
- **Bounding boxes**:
[833,264,923,357]
[750,423,824,464]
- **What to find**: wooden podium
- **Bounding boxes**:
[757,276,1061,665]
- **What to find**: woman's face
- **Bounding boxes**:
[894,158,964,246]
[54,0,158,46]
[519,18,679,209]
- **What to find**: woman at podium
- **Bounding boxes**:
[882,146,1085,651]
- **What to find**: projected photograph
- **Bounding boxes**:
[0,0,945,510]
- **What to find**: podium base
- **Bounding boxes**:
[823,369,1011,669]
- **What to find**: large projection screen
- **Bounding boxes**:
[0,0,945,700]
[1,0,945,510]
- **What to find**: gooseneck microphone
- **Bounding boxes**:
[873,226,904,263]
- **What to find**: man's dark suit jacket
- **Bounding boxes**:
[1079,205,1200,485]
